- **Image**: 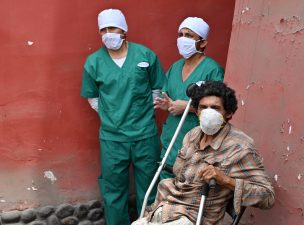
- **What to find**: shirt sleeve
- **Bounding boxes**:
[88,98,99,112]
[206,66,225,82]
[148,53,166,90]
[232,151,275,214]
[161,75,168,97]
[160,64,173,98]
[80,60,99,98]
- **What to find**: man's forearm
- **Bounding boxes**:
[223,175,236,191]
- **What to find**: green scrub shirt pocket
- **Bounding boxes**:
[131,68,151,105]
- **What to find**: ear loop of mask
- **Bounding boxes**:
[220,112,229,128]
[121,33,126,41]
[196,39,206,55]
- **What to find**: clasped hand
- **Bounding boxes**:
[154,92,187,116]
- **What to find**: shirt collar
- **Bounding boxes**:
[209,123,231,150]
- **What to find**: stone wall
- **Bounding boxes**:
[0,200,105,225]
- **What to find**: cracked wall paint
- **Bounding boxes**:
[226,0,304,224]
[43,171,57,183]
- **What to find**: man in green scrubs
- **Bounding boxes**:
[154,17,224,179]
[81,9,165,225]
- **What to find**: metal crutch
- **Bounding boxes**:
[140,81,204,218]
[196,179,216,225]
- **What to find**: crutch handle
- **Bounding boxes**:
[186,81,206,98]
[186,83,197,98]
[209,178,216,189]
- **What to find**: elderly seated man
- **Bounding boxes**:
[132,81,275,225]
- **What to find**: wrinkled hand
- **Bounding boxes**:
[154,93,188,116]
[198,165,228,186]
[154,92,171,111]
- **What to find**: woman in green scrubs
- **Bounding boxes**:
[154,17,224,179]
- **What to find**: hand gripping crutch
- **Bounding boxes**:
[196,179,216,225]
[140,81,205,218]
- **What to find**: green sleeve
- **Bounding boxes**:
[162,75,168,94]
[161,64,174,97]
[207,66,225,81]
[161,66,173,98]
[148,53,166,90]
[80,62,99,98]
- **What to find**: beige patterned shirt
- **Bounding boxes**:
[147,123,275,225]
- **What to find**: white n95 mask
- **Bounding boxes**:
[102,32,124,50]
[199,108,224,135]
[177,37,200,59]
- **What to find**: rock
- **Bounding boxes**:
[78,220,93,225]
[1,210,21,223]
[2,223,23,225]
[38,206,55,219]
[87,209,102,222]
[29,221,47,225]
[73,204,88,219]
[93,219,105,225]
[46,215,60,225]
[21,208,37,223]
[55,204,74,219]
[86,201,101,210]
[61,216,78,225]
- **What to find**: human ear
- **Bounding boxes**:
[199,40,208,49]
[225,112,233,121]
[121,33,127,39]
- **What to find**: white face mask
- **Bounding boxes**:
[177,37,201,59]
[102,32,124,50]
[199,108,224,135]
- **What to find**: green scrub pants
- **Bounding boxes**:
[99,135,160,225]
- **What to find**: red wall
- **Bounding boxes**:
[225,0,304,224]
[0,0,235,211]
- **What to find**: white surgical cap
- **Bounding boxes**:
[178,17,210,40]
[98,9,128,32]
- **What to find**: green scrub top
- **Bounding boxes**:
[81,42,165,142]
[161,56,224,166]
